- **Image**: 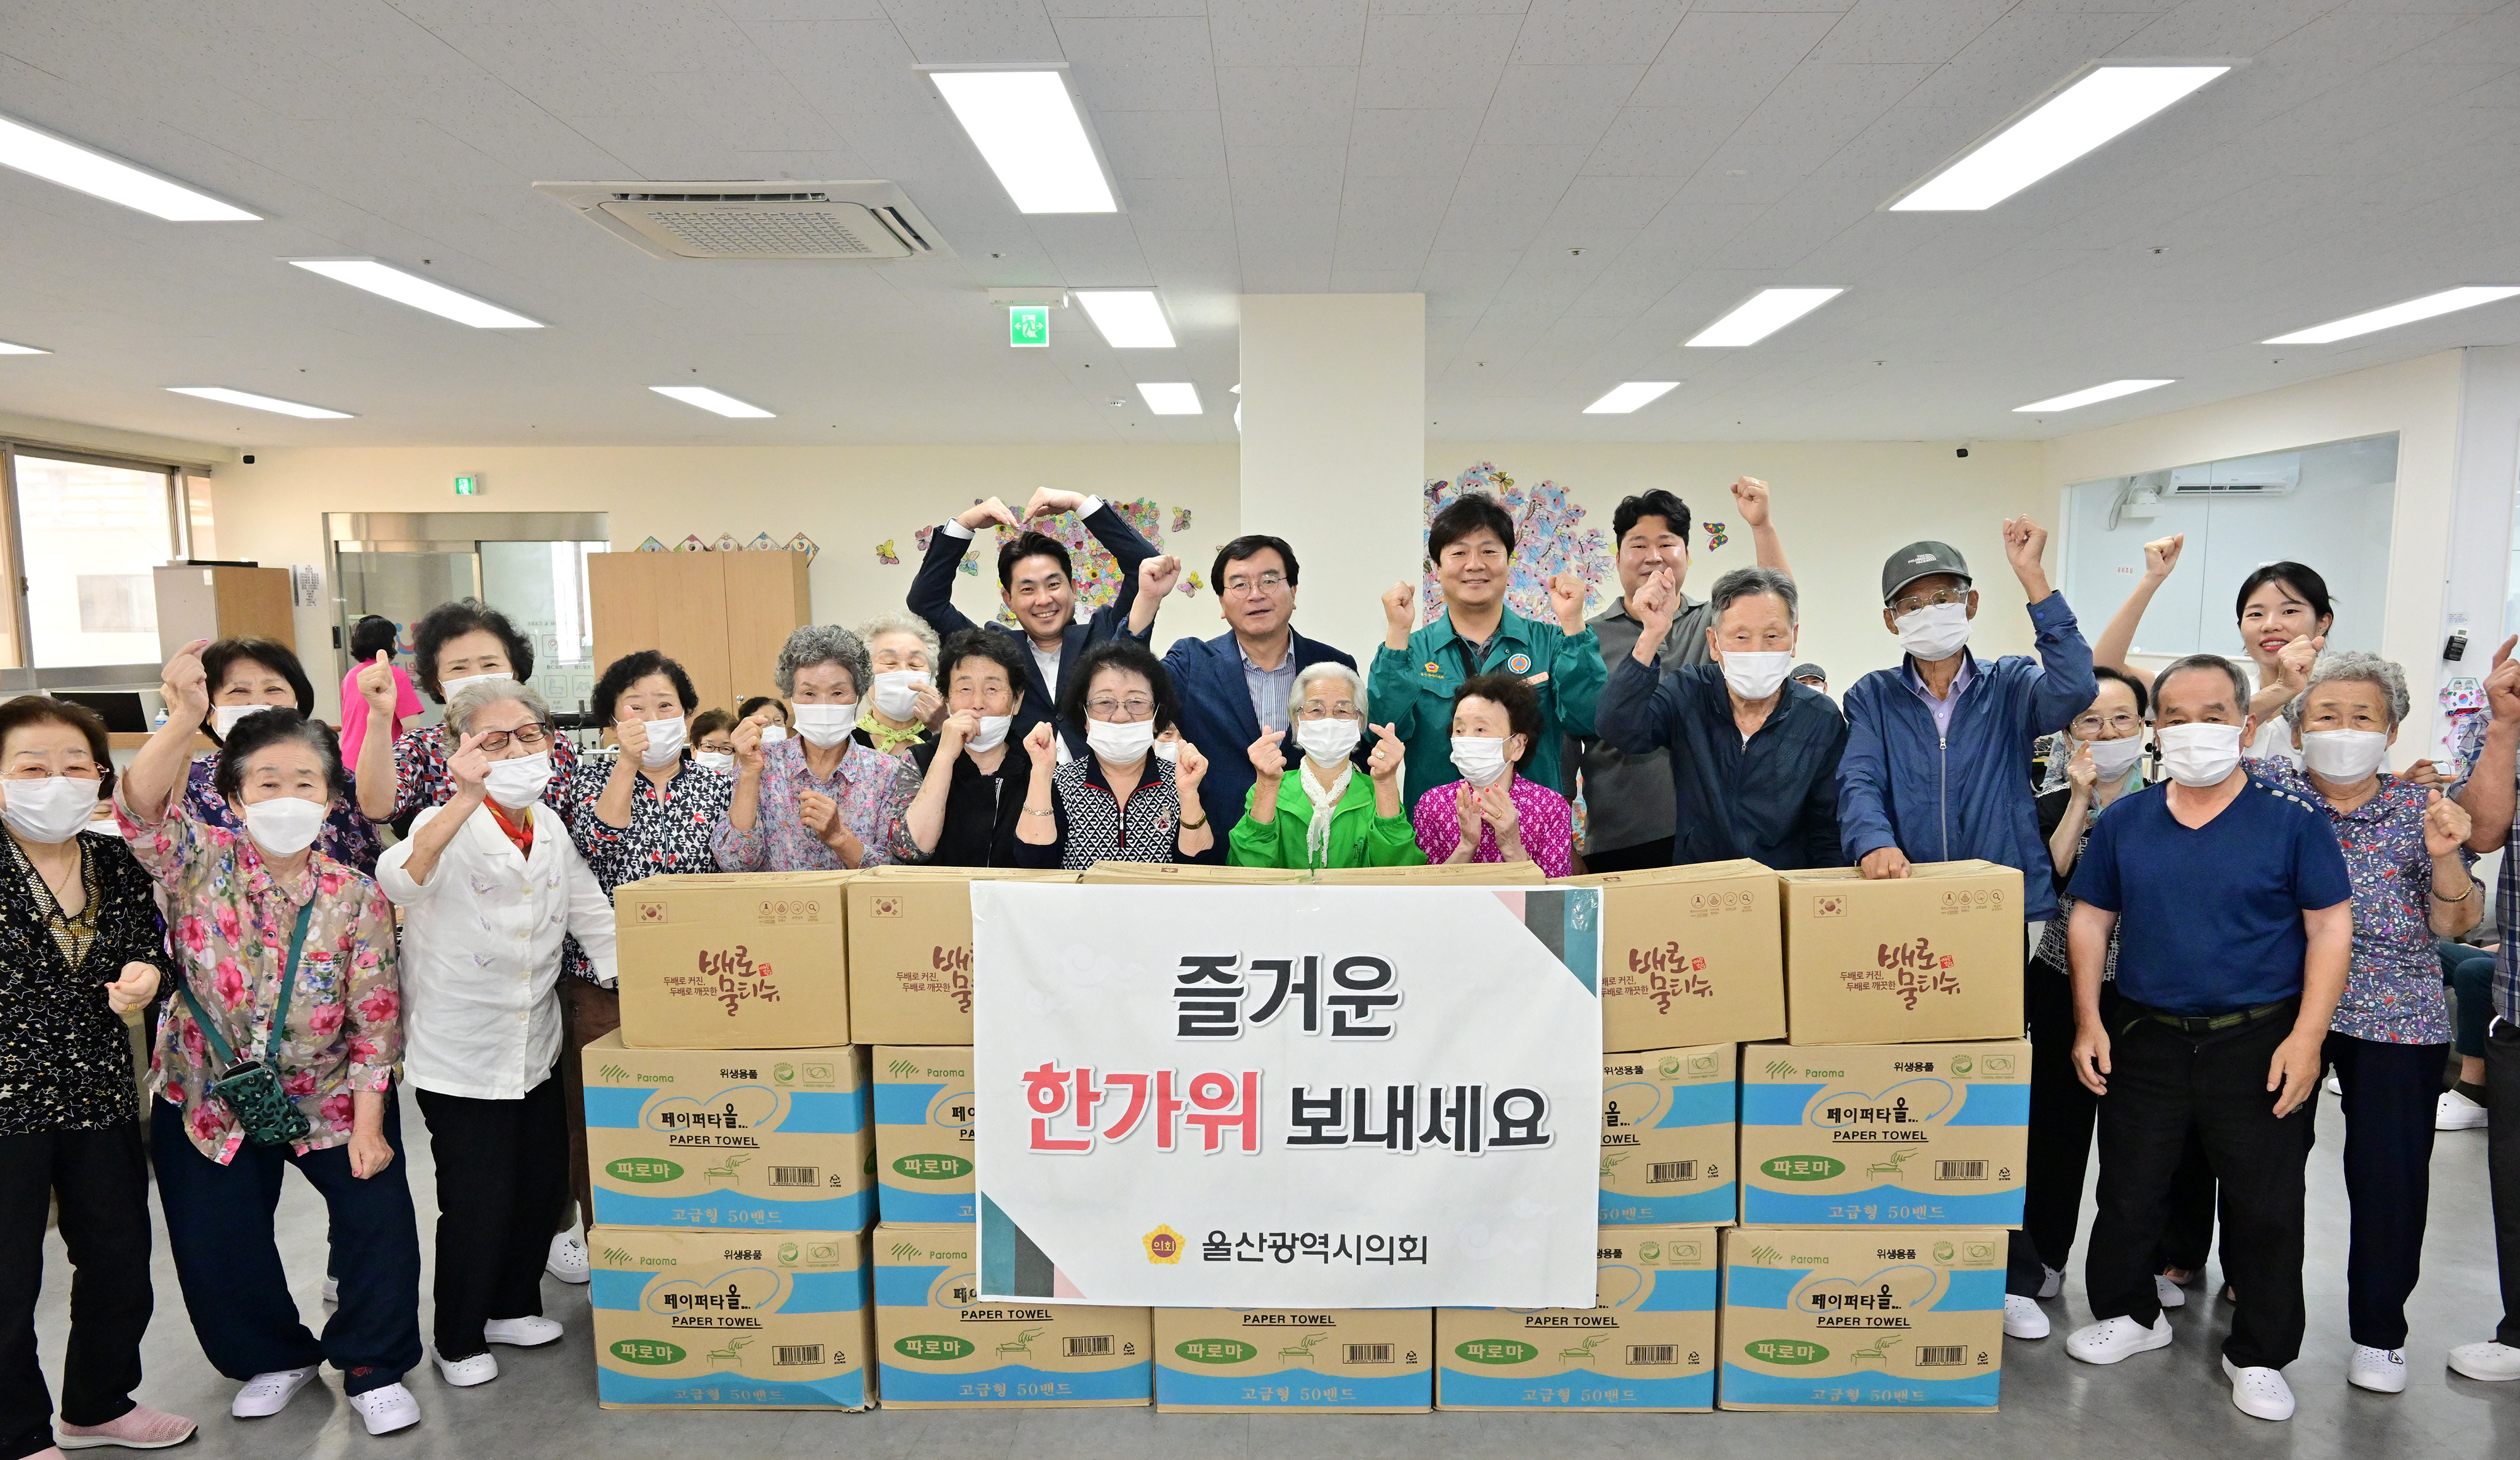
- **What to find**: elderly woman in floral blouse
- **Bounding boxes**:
[714,625,918,871]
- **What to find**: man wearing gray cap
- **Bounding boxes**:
[1790,664,1829,698]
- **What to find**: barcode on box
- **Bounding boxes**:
[1916,1345,1966,1367]
[769,1166,820,1187]
[1627,1345,1677,1365]
[773,1345,822,1367]
[1935,1160,1988,1182]
[1647,1160,1696,1185]
[1343,1343,1394,1365]
[1063,1335,1114,1358]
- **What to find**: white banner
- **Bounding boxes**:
[971,883,1602,1308]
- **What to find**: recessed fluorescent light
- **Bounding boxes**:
[1684,289,1842,347]
[0,112,260,221]
[1889,65,2229,212]
[167,387,352,419]
[1137,382,1201,415]
[929,69,1116,214]
[288,259,541,328]
[0,340,48,355]
[650,385,774,418]
[2014,379,2177,413]
[1074,290,1176,348]
[1583,381,1680,414]
[2262,285,2520,345]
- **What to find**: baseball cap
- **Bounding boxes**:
[1790,663,1828,686]
[1881,541,1971,604]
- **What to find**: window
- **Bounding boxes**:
[8,452,178,667]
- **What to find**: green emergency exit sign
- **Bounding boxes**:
[454,474,478,495]
[1009,304,1048,348]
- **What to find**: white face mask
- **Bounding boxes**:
[1085,717,1157,764]
[1296,717,1363,766]
[438,671,513,701]
[213,704,280,737]
[243,795,326,855]
[693,750,735,774]
[485,751,555,808]
[758,724,789,745]
[1450,735,1512,789]
[2,775,101,844]
[2155,722,2245,788]
[2301,727,2390,782]
[1717,650,1793,701]
[966,715,1013,753]
[1151,739,1180,764]
[639,715,688,767]
[1894,601,1973,662]
[2083,735,2146,783]
[870,670,929,721]
[793,702,857,749]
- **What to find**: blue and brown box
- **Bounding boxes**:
[1718,1226,2003,1411]
[1600,1043,1736,1226]
[873,1222,1152,1408]
[1739,1039,2027,1227]
[590,1226,872,1410]
[1436,1226,1717,1411]
[874,1046,975,1223]
[583,1033,872,1232]
[1152,1308,1433,1413]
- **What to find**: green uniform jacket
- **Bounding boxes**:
[1227,767,1426,871]
[1369,606,1605,806]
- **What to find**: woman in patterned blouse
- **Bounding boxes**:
[146,637,389,874]
[1013,638,1215,868]
[357,599,581,829]
[0,696,195,1456]
[714,626,917,872]
[120,665,423,1437]
[1409,672,1576,877]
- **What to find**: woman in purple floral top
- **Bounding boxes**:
[1409,672,1576,877]
[2259,650,2477,1391]
[714,625,918,871]
[356,598,583,829]
[168,637,387,873]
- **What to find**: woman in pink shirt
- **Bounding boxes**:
[1409,671,1575,877]
[338,616,418,769]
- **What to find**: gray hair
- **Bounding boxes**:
[443,679,554,745]
[1708,566,1799,627]
[2284,648,2410,730]
[1293,660,1365,718]
[857,609,939,663]
[2155,653,2251,711]
[774,624,872,699]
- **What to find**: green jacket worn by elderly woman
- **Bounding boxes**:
[1228,764,1426,871]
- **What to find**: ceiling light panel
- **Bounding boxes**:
[289,260,541,328]
[0,113,259,221]
[1137,382,1200,415]
[167,386,351,418]
[2013,379,2177,412]
[1684,289,1843,348]
[1583,382,1680,414]
[929,69,1116,214]
[1889,65,2230,212]
[2262,286,2520,345]
[650,385,774,418]
[0,340,48,355]
[1074,290,1176,348]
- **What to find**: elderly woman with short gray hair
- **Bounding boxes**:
[713,625,919,871]
[2255,647,2477,1391]
[1228,661,1422,870]
[854,610,944,758]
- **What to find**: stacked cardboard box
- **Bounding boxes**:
[1436,1227,1719,1412]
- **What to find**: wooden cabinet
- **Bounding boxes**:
[153,565,295,657]
[588,550,811,715]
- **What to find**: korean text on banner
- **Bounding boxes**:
[971,883,1604,1309]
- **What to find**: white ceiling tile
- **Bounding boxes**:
[1346,106,1486,176]
[2109,0,2337,58]
[716,3,894,20]
[546,0,764,72]
[427,23,670,117]
[1729,62,1932,162]
[1329,266,1424,290]
[1237,203,1342,254]
[1476,64,1645,144]
[1094,108,1229,176]
[1208,0,1370,67]
[877,0,1065,63]
[743,20,937,113]
[1217,66,1360,146]
[1371,2,1530,16]
[1508,0,1690,66]
[1804,0,2013,65]
[1354,12,1523,106]
[1582,106,1737,176]
[1239,248,1336,289]
[1045,2,1208,16]
[1429,143,1588,249]
[1056,16,1222,110]
[1133,226,1240,282]
[648,71,852,151]
[1118,173,1237,228]
[1333,175,1457,268]
[1625,9,1836,111]
[1545,173,1682,230]
[1227,144,1348,212]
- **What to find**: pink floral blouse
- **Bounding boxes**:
[1409,776,1576,878]
[117,789,401,1164]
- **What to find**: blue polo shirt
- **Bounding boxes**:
[2065,773,2352,1015]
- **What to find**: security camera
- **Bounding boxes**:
[241,454,255,464]
[1954,447,1969,459]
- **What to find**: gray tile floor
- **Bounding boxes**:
[31,1086,2520,1459]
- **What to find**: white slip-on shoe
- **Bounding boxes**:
[2004,1294,2051,1340]
[2448,1340,2520,1381]
[2437,1089,2489,1130]
[2323,1071,2342,1097]
[546,1233,591,1285]
[2066,1314,2173,1365]
[2038,1265,2063,1300]
[53,1403,198,1449]
[433,1350,499,1388]
[483,1316,563,1348]
[230,1367,318,1419]
[2223,1356,2296,1420]
[2154,1273,2188,1309]
[2349,1345,2407,1393]
[321,1277,339,1306]
[348,1383,419,1436]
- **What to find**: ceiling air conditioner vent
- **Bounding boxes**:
[532,181,947,261]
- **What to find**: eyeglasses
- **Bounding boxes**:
[1223,570,1286,595]
[2070,713,2144,738]
[1891,588,1968,615]
[1086,695,1155,721]
[476,723,552,752]
[1294,702,1360,721]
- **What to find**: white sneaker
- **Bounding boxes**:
[2004,1294,2051,1340]
[2437,1088,2489,1130]
[231,1367,317,1419]
[2155,1273,2188,1309]
[321,1277,338,1306]
[2038,1264,2063,1300]
[2323,1071,2342,1096]
[2349,1345,2407,1393]
[2448,1340,2520,1381]
[2223,1355,2296,1420]
[433,1349,499,1388]
[2066,1314,2173,1365]
[483,1316,563,1347]
[347,1383,419,1435]
[546,1233,591,1284]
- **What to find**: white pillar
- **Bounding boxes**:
[1237,294,1426,662]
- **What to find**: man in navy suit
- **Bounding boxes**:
[1159,534,1356,862]
[907,487,1166,758]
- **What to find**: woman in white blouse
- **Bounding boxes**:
[375,682,616,1391]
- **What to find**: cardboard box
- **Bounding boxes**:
[873,1223,1151,1408]
[590,1226,872,1410]
[845,868,1077,1047]
[1739,1040,2029,1227]
[873,1046,975,1224]
[1600,1044,1736,1227]
[1562,861,1785,1051]
[583,1033,872,1232]
[1436,1226,1717,1411]
[616,871,851,1049]
[1717,1226,2003,1411]
[1152,1308,1433,1413]
[1079,861,1311,884]
[1777,861,2024,1045]
[1312,861,1544,884]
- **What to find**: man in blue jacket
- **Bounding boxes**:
[1160,534,1355,861]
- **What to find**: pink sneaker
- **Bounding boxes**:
[56,1403,198,1450]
